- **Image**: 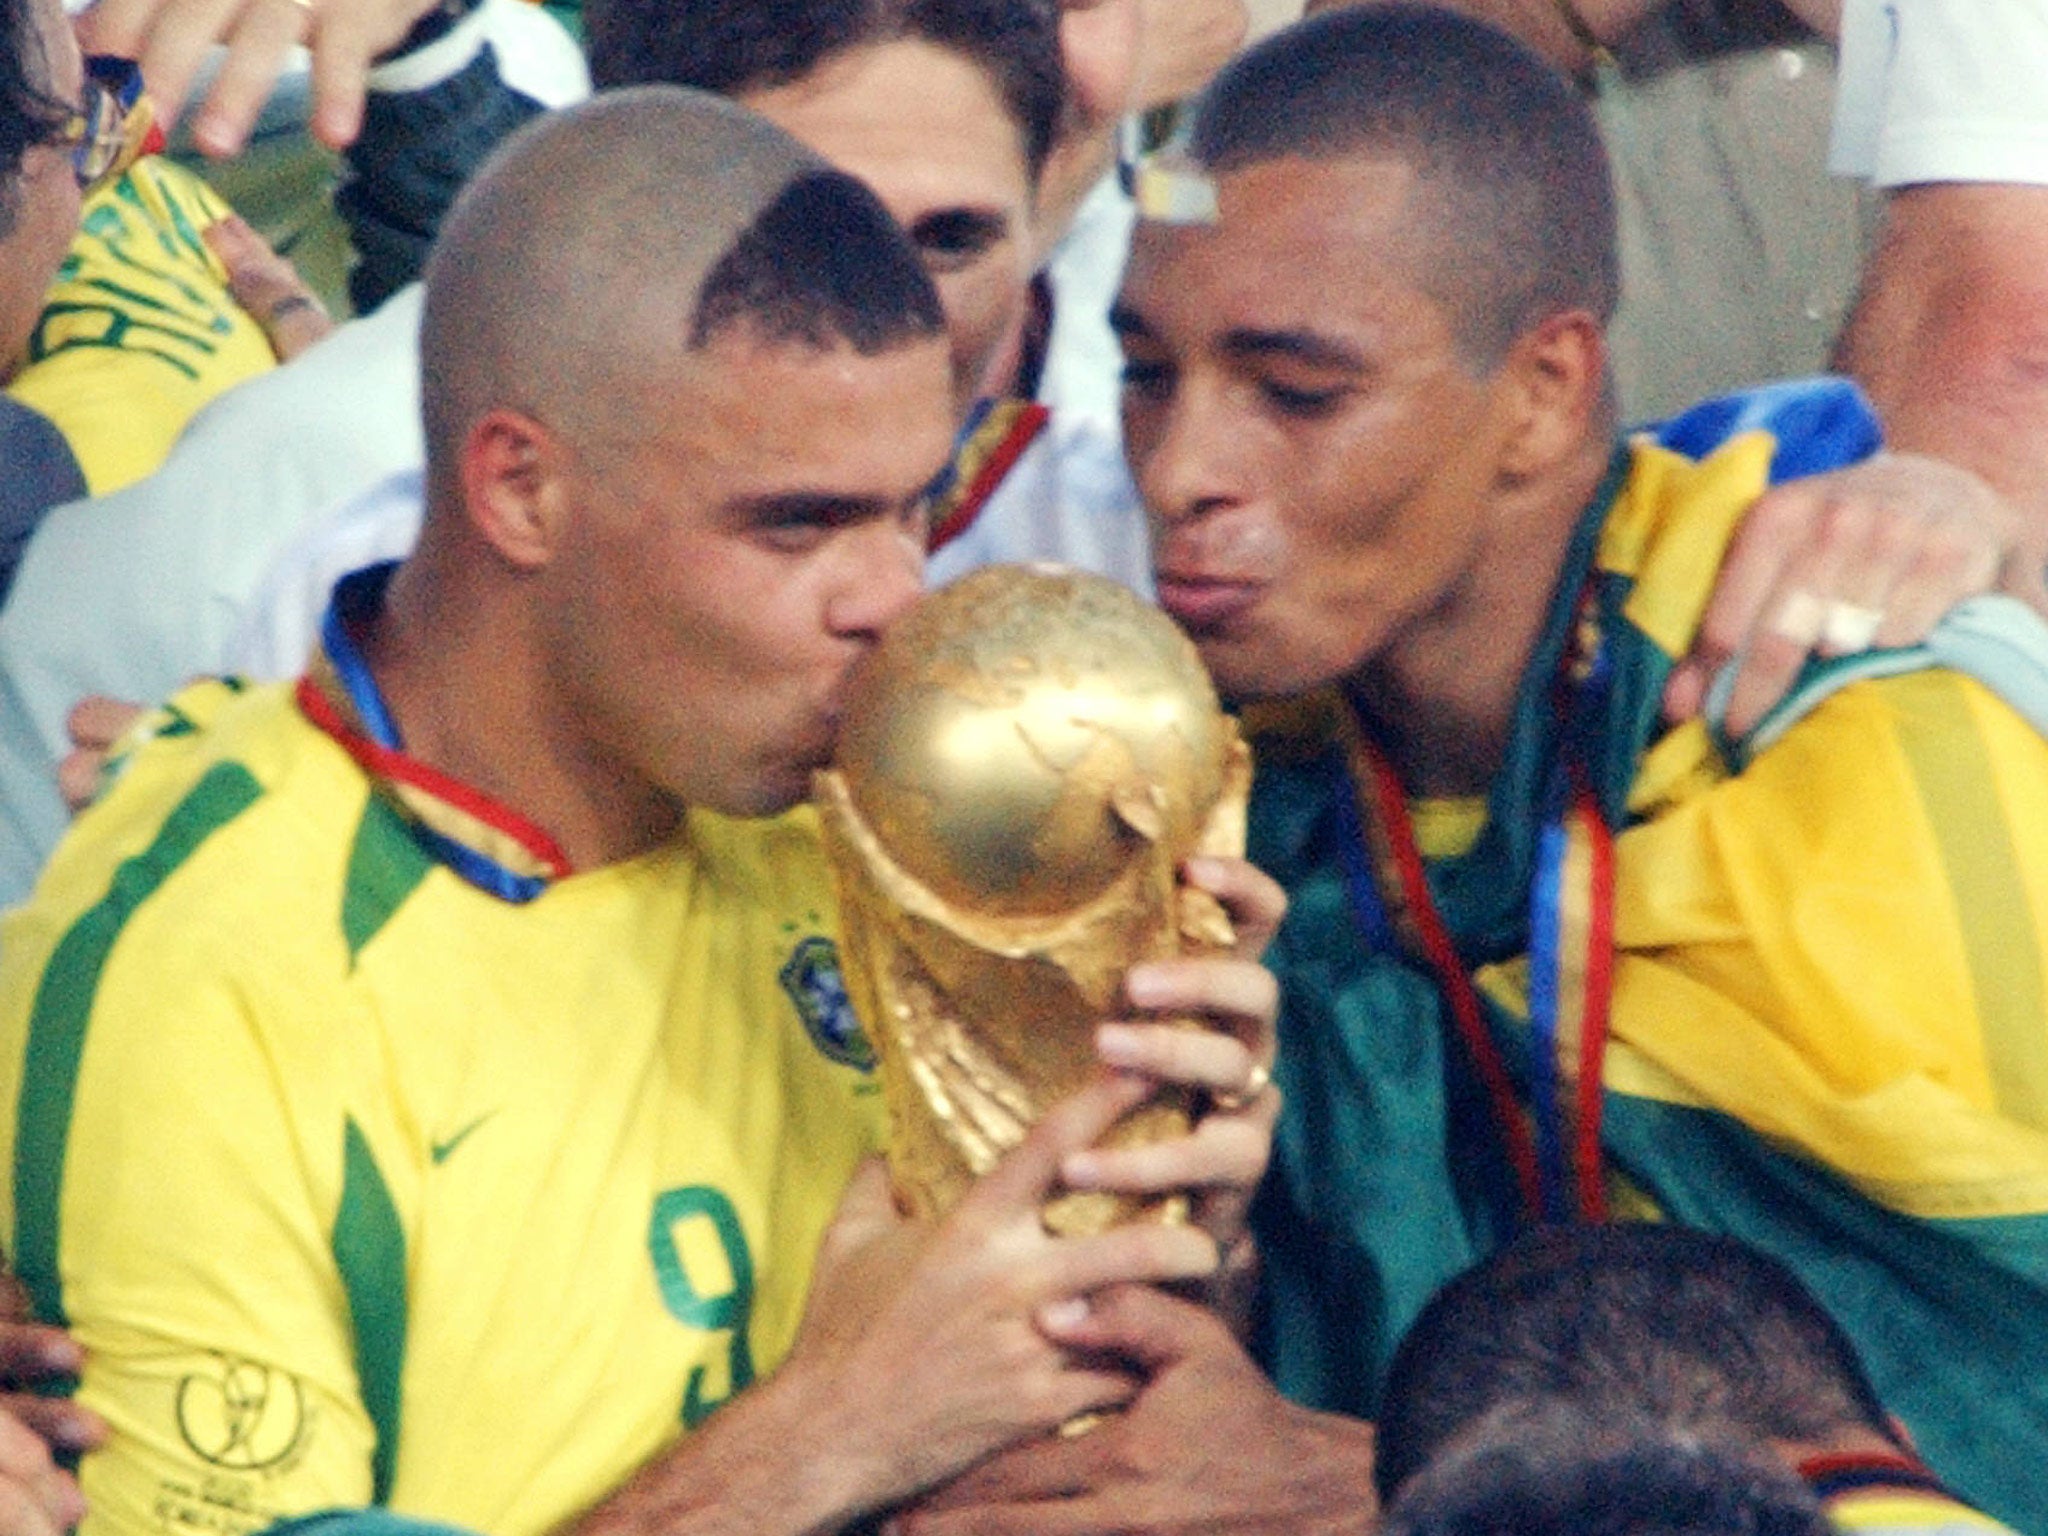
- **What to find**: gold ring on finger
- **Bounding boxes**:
[1211,1060,1272,1113]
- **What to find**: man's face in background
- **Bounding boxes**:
[0,0,84,380]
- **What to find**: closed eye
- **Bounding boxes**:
[1258,379,1347,418]
[737,494,889,553]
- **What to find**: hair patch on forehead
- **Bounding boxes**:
[1131,153,1219,226]
[691,167,946,354]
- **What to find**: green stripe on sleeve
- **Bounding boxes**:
[1890,673,2048,1131]
[341,796,433,967]
[13,761,263,1327]
[334,1118,407,1505]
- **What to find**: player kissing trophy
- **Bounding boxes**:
[814,563,1251,1237]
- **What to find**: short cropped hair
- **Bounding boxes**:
[584,0,1064,181]
[1189,3,1618,369]
[0,0,69,239]
[1383,1402,1830,1536]
[1374,1223,1897,1499]
[416,89,944,490]
[693,168,948,353]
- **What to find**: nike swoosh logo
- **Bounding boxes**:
[430,1111,498,1165]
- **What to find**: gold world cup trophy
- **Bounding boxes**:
[814,563,1251,1237]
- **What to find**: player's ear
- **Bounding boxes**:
[460,408,575,570]
[1494,309,1608,482]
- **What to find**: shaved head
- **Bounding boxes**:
[381,86,951,860]
[419,86,943,499]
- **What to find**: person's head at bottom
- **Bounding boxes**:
[1374,1222,1912,1504]
[1381,1399,1829,1536]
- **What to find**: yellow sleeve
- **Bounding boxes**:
[12,894,387,1536]
[1600,669,2048,1218]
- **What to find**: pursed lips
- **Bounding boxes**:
[1151,566,1265,631]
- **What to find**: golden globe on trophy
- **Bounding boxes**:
[814,563,1251,1237]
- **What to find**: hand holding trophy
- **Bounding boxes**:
[814,563,1253,1237]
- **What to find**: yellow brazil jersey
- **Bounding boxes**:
[5,156,275,494]
[0,567,886,1536]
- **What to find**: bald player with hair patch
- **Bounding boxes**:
[0,86,1285,1536]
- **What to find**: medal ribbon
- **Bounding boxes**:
[925,397,1050,554]
[1329,584,1616,1224]
[1529,768,1614,1221]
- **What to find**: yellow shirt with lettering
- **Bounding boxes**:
[7,157,274,494]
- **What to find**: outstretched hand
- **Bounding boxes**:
[76,0,444,156]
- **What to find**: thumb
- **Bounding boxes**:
[794,1160,922,1361]
[817,1158,900,1263]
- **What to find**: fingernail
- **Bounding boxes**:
[1184,856,1225,885]
[1123,969,1166,1008]
[1060,1150,1101,1187]
[1038,1298,1090,1333]
[53,1411,103,1453]
[1095,1022,1143,1063]
[38,1337,80,1373]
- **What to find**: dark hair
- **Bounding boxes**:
[693,167,946,353]
[1189,3,1618,368]
[1383,1402,1830,1536]
[584,0,1064,181]
[0,0,70,238]
[1375,1224,1898,1499]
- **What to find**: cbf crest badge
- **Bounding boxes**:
[779,935,876,1071]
